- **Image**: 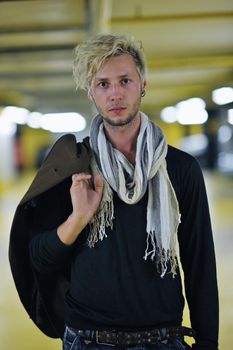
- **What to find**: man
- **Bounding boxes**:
[9,34,218,350]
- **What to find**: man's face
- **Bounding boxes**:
[90,54,146,128]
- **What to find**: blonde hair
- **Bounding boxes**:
[73,34,147,91]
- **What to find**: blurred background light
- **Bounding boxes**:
[27,112,42,129]
[40,112,86,133]
[212,87,233,105]
[0,117,17,136]
[177,97,206,110]
[160,106,177,123]
[176,97,208,125]
[160,98,208,125]
[218,125,233,144]
[177,108,208,125]
[1,106,29,125]
[218,152,233,172]
[176,98,208,125]
[228,109,233,125]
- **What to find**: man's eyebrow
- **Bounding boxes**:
[95,77,108,81]
[95,73,130,81]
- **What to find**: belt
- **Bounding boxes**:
[74,326,195,346]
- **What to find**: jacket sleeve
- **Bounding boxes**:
[178,158,219,350]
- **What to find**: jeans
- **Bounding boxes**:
[63,326,192,350]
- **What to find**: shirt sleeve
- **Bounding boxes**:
[29,228,75,274]
[178,158,219,350]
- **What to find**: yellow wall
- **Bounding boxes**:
[21,126,52,170]
[154,118,204,147]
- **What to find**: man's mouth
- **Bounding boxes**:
[109,106,126,112]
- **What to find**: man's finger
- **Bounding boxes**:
[94,174,104,195]
[72,173,91,182]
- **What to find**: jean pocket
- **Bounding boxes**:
[63,327,79,350]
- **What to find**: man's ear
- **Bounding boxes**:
[142,79,147,91]
[141,80,147,97]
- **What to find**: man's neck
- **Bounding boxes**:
[103,116,141,165]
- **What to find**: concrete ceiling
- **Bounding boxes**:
[0,0,232,123]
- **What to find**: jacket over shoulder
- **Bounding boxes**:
[9,134,91,338]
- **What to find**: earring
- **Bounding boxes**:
[141,90,146,97]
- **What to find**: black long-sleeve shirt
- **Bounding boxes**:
[29,145,219,349]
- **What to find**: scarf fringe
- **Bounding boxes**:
[143,231,178,278]
[88,198,114,247]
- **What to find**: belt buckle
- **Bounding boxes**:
[95,331,116,347]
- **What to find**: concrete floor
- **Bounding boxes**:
[0,171,232,350]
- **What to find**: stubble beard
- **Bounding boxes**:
[93,96,141,128]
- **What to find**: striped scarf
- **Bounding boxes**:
[89,112,181,277]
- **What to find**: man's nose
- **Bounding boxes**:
[109,84,123,100]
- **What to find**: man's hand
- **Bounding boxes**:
[57,173,104,245]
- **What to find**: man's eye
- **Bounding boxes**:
[98,81,108,88]
[121,78,130,85]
